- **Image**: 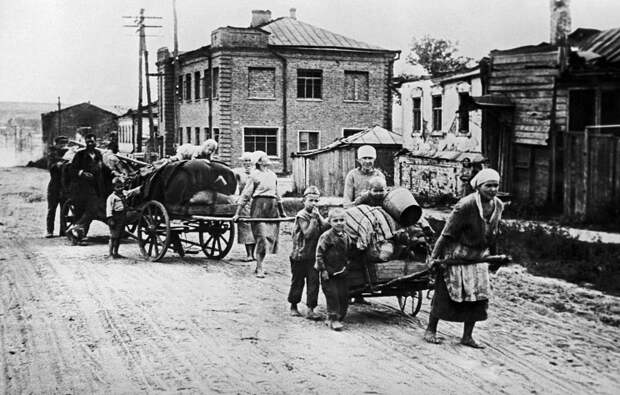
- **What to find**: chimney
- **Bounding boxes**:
[550,0,571,45]
[251,10,271,27]
[289,8,297,19]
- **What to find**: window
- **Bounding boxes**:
[432,95,442,132]
[344,71,369,101]
[299,131,319,151]
[177,127,183,144]
[204,127,220,143]
[194,71,201,100]
[297,69,322,99]
[195,127,201,144]
[185,73,192,101]
[186,127,191,144]
[177,75,183,100]
[203,68,219,99]
[248,67,276,98]
[212,67,219,99]
[244,127,278,156]
[412,97,421,133]
[569,89,595,132]
[458,93,469,133]
[343,128,363,138]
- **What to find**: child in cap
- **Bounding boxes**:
[288,186,328,319]
[106,177,141,258]
[315,207,352,331]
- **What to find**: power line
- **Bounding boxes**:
[122,8,162,158]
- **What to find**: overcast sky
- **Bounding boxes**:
[1,0,618,106]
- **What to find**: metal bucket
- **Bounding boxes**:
[382,187,422,226]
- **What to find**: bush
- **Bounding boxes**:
[498,222,620,295]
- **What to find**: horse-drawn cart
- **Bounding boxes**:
[125,159,293,262]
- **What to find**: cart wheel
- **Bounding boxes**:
[410,290,423,317]
[137,201,170,261]
[60,199,77,236]
[397,290,424,317]
[199,220,235,259]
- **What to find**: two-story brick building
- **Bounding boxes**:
[157,9,399,172]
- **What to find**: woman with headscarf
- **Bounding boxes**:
[233,152,256,262]
[233,151,285,278]
[424,168,504,348]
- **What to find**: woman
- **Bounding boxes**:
[233,151,285,278]
[424,168,504,349]
[233,152,256,262]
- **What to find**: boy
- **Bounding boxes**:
[288,186,328,319]
[106,178,140,258]
[353,175,388,206]
[354,176,435,236]
[315,207,352,331]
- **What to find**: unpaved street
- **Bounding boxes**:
[1,167,619,394]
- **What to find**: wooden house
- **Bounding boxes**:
[474,27,620,221]
[291,126,402,196]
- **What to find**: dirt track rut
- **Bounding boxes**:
[1,167,619,394]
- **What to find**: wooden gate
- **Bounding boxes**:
[564,128,620,221]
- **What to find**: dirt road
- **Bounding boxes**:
[1,167,619,394]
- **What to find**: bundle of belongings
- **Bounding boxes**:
[344,187,431,283]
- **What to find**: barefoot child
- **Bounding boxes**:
[106,178,140,258]
[315,207,351,331]
[288,186,328,319]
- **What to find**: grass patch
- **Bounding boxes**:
[426,218,620,295]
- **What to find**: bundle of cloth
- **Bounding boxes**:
[344,205,425,263]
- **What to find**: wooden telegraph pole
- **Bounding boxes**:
[123,9,162,160]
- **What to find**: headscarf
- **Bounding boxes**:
[252,150,268,165]
[357,145,376,159]
[470,168,500,188]
[239,152,253,161]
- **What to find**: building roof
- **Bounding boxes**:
[576,27,620,64]
[41,102,121,117]
[260,17,390,52]
[293,126,402,157]
[397,148,486,163]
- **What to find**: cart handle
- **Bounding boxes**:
[192,215,295,223]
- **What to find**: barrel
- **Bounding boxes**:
[382,187,422,226]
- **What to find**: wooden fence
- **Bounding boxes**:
[564,127,620,221]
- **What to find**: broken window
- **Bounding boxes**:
[248,67,276,98]
[344,71,369,101]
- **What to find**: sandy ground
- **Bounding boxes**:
[0,167,619,394]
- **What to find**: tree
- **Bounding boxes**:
[406,35,473,76]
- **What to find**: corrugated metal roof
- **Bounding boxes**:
[578,27,620,64]
[293,126,402,157]
[261,17,387,51]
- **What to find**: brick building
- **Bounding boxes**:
[157,9,399,172]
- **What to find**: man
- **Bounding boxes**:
[68,133,106,242]
[343,145,385,208]
[45,136,69,237]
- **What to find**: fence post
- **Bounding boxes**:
[583,127,590,220]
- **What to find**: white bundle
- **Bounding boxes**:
[175,143,201,160]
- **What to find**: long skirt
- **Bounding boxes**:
[250,197,279,255]
[236,202,255,245]
[430,273,488,322]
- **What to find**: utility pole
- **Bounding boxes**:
[173,0,180,153]
[57,96,61,142]
[123,9,162,160]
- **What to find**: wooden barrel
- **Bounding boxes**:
[382,187,422,226]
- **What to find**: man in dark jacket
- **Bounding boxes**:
[45,136,69,237]
[68,133,107,242]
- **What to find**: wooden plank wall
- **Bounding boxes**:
[564,131,620,221]
[489,50,560,146]
[291,147,398,196]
